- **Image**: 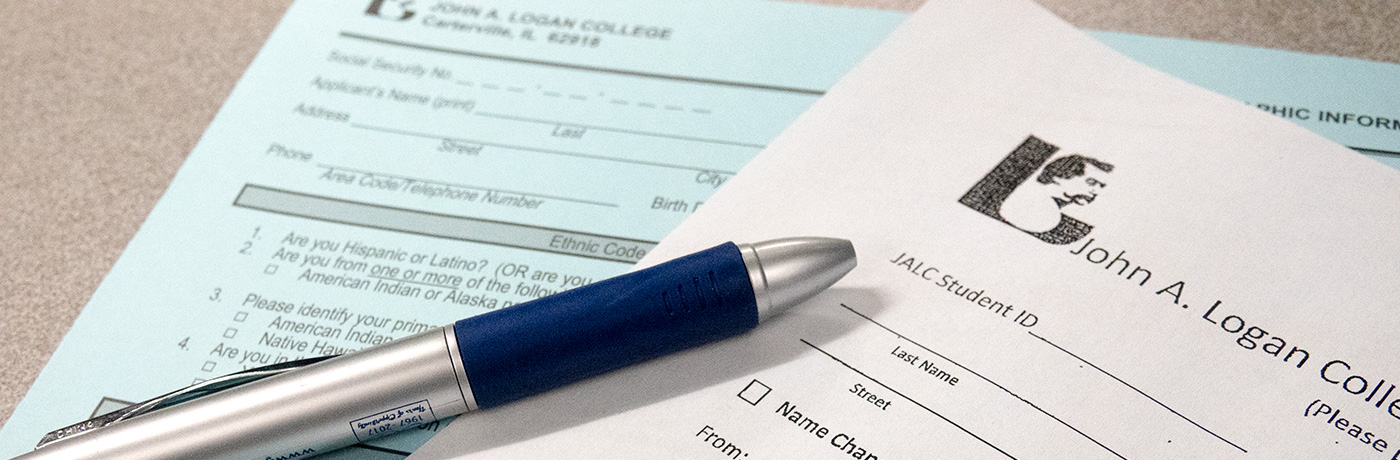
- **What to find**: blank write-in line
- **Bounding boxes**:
[348,443,411,456]
[339,31,826,96]
[350,123,739,176]
[799,339,1019,460]
[1349,146,1400,158]
[319,163,618,208]
[1026,331,1248,453]
[839,304,1128,460]
[474,111,767,149]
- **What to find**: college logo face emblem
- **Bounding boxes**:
[365,0,415,21]
[959,135,1114,245]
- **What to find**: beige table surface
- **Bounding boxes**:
[2,0,1397,433]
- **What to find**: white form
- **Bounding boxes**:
[410,0,1400,459]
[0,0,902,458]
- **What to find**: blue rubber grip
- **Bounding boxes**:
[453,242,758,409]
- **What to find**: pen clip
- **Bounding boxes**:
[35,355,340,449]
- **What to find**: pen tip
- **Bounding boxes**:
[740,237,857,321]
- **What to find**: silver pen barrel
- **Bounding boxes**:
[13,327,474,460]
[13,237,857,460]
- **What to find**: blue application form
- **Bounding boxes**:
[1090,31,1400,171]
[0,0,902,458]
[4,0,1397,457]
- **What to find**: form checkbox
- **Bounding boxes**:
[202,361,218,372]
[223,327,238,339]
[233,311,248,322]
[192,378,207,385]
[738,379,772,406]
[264,264,279,275]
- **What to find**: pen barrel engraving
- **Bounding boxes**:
[12,329,468,460]
[453,242,758,409]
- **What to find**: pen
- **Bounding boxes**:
[13,237,857,460]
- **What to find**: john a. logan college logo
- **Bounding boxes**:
[959,135,1114,245]
[366,0,415,21]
